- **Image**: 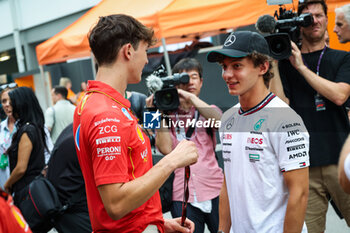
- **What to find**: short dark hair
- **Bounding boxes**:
[298,0,328,16]
[88,14,156,66]
[246,52,274,88]
[172,58,203,78]
[53,86,68,99]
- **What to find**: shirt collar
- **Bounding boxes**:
[87,80,131,109]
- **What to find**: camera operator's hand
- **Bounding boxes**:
[177,89,195,102]
[166,140,198,169]
[289,41,306,72]
[145,94,155,108]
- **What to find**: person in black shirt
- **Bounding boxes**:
[46,123,91,233]
[271,1,350,232]
[4,87,47,206]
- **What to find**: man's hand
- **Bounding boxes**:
[288,42,306,71]
[167,140,198,169]
[177,89,195,102]
[164,217,195,233]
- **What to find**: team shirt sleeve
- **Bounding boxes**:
[87,110,132,187]
[272,114,310,172]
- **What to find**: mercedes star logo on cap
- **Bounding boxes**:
[224,33,236,47]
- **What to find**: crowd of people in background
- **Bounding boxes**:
[1,0,350,232]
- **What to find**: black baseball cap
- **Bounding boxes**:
[207,31,270,62]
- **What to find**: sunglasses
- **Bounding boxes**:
[0,83,17,90]
[181,165,191,227]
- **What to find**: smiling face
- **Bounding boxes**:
[1,90,12,117]
[300,3,328,43]
[219,57,266,98]
[178,69,203,97]
[334,11,350,43]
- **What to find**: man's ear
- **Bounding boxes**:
[122,43,132,60]
[259,61,269,75]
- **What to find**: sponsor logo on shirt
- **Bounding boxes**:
[246,137,263,145]
[94,118,120,126]
[226,118,234,130]
[289,151,307,160]
[286,144,306,152]
[250,131,262,135]
[96,136,121,145]
[222,143,232,146]
[245,146,263,151]
[282,122,301,129]
[122,108,133,120]
[285,137,305,144]
[299,162,307,167]
[223,157,231,163]
[249,153,260,163]
[99,125,117,134]
[287,129,300,137]
[97,146,121,157]
[222,150,231,154]
[143,110,161,129]
[136,125,145,144]
[253,119,265,131]
[224,133,232,140]
[75,125,80,151]
[140,148,148,162]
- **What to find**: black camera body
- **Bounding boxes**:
[153,73,190,111]
[262,4,313,60]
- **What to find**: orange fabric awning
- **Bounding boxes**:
[36,0,350,65]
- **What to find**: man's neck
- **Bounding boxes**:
[301,39,325,53]
[239,84,269,112]
[95,65,127,96]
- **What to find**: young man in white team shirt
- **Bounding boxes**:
[207,31,310,233]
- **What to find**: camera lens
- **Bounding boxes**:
[160,92,174,106]
[271,38,287,54]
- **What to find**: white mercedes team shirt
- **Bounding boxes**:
[220,93,309,233]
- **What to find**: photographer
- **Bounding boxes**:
[149,58,223,233]
[270,0,350,232]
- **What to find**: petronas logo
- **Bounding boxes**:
[254,119,265,131]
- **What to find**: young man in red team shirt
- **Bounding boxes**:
[73,14,198,233]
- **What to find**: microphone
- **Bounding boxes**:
[146,74,163,94]
[255,14,276,34]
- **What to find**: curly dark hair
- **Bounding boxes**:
[246,52,274,88]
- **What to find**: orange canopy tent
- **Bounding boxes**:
[36,0,350,66]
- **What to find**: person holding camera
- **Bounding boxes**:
[270,1,350,232]
[152,58,223,233]
[73,14,197,233]
[207,30,310,233]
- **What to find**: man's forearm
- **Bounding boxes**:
[189,94,222,121]
[297,65,350,106]
[283,188,308,233]
[219,177,231,233]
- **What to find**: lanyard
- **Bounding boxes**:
[302,46,326,76]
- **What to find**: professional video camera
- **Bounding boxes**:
[146,65,189,111]
[256,0,314,60]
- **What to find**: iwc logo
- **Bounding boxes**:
[224,33,236,47]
